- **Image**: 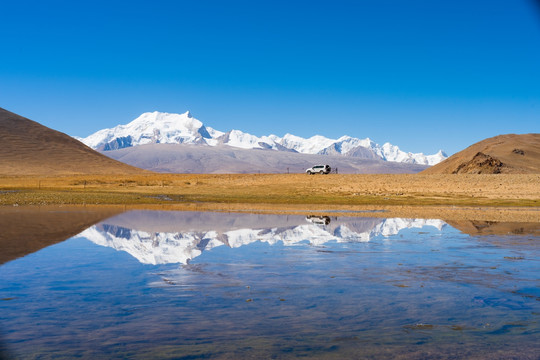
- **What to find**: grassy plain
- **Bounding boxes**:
[0,173,539,219]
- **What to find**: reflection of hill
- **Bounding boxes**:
[446,220,540,236]
[0,206,123,264]
[78,211,446,265]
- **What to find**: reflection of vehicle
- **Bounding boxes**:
[306,215,331,225]
[306,164,331,175]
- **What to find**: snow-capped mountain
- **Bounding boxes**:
[77,111,447,165]
[78,111,222,150]
[78,213,446,265]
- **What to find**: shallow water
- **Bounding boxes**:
[1,210,539,359]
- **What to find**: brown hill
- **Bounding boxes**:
[422,133,540,174]
[0,107,144,175]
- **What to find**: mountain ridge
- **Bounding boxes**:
[78,111,447,166]
[102,143,430,174]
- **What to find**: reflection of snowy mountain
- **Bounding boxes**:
[78,211,446,265]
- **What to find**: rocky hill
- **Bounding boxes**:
[421,134,540,174]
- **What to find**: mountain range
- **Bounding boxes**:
[78,111,447,166]
[4,106,536,176]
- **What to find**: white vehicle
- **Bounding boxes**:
[306,164,331,175]
[306,215,331,225]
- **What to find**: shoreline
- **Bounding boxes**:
[1,173,539,222]
[2,203,540,223]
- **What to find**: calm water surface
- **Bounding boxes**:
[1,210,539,359]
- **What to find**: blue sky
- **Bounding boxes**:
[1,0,539,155]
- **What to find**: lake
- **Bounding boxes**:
[1,208,539,359]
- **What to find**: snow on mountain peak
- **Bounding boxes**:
[81,111,213,150]
[221,129,265,149]
[134,111,201,130]
[78,111,447,165]
[276,133,336,154]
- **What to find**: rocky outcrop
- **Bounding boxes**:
[422,133,540,174]
[452,152,505,174]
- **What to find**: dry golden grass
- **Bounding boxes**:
[0,173,539,208]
